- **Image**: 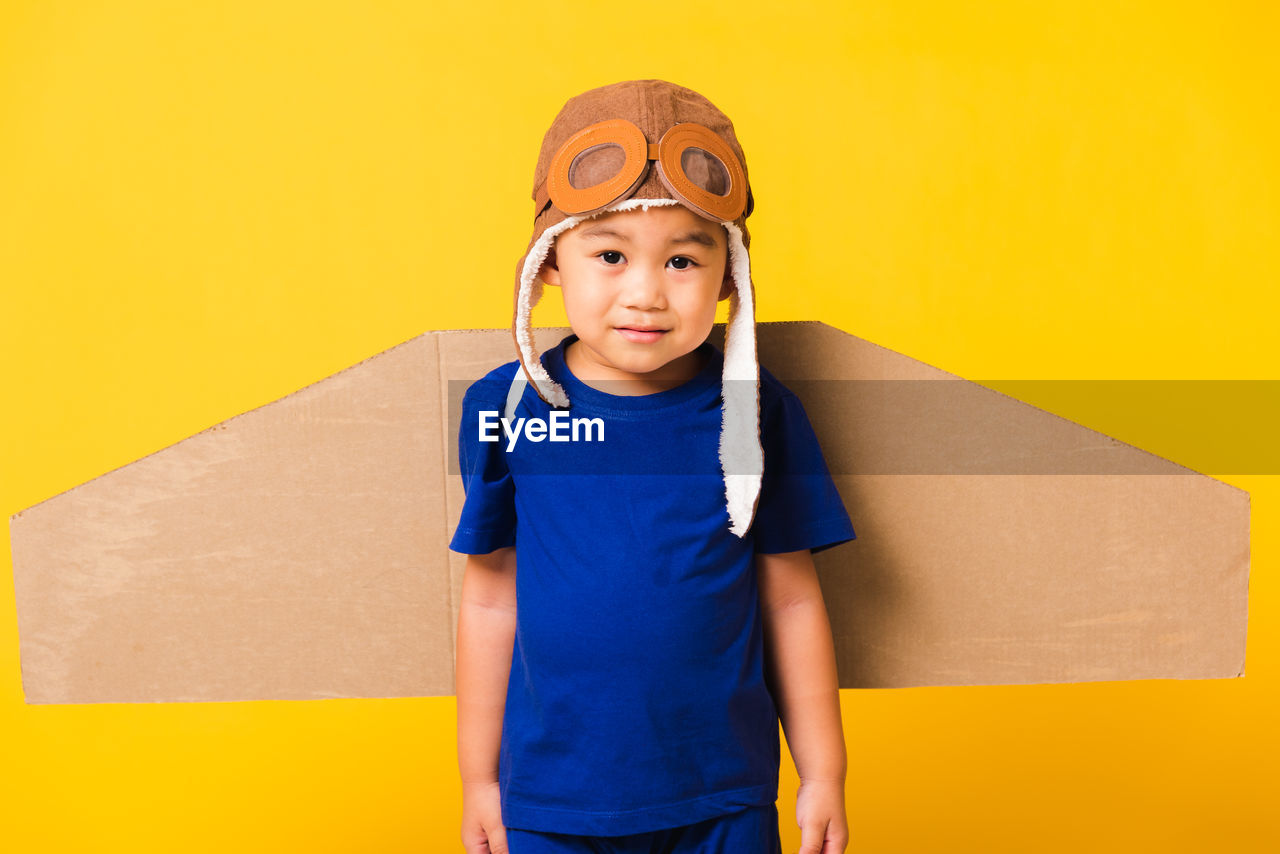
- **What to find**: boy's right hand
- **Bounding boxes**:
[461,780,508,854]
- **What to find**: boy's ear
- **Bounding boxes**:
[539,248,561,287]
[718,267,734,301]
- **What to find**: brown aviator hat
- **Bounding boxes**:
[508,79,762,536]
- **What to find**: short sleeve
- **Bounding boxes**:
[448,380,517,554]
[751,389,856,555]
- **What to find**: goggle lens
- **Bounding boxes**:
[680,146,732,199]
[567,143,628,190]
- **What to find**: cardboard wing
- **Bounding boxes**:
[9,322,1249,703]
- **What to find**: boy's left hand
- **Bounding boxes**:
[794,778,849,854]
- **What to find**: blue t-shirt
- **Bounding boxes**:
[449,334,855,836]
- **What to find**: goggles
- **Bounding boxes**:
[534,118,753,224]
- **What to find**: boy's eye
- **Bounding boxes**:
[594,252,698,270]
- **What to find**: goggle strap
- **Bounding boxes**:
[533,184,552,220]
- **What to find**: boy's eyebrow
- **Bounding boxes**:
[577,225,720,249]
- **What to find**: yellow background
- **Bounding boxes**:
[2,1,1276,851]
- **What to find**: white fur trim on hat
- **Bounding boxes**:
[719,220,762,536]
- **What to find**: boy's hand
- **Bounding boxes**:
[795,778,849,854]
[461,780,508,854]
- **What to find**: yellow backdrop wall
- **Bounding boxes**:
[2,1,1275,851]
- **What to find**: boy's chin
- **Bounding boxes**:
[587,348,676,379]
[617,347,705,379]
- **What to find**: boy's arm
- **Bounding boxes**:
[757,548,849,853]
[457,547,516,851]
[456,546,517,789]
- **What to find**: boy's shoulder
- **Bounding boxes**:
[757,362,804,416]
[461,359,522,407]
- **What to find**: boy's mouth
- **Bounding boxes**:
[614,326,668,344]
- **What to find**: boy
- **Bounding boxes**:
[452,80,855,854]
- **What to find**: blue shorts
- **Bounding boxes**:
[505,803,783,854]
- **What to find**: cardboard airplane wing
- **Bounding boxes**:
[8,322,1249,703]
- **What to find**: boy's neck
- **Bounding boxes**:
[564,339,709,397]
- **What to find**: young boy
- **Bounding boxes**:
[451,79,856,854]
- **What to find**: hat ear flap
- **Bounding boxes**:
[719,220,762,537]
[512,234,570,409]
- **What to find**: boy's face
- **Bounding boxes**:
[538,204,733,391]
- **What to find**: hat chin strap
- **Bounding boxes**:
[513,198,762,537]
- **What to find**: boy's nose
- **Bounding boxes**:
[619,266,668,311]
